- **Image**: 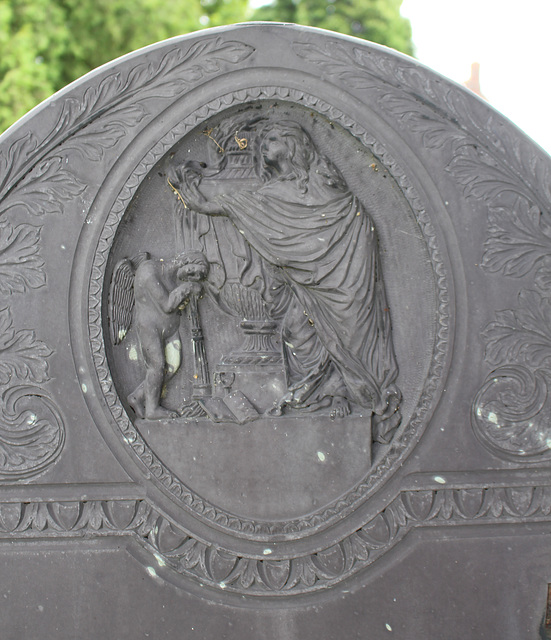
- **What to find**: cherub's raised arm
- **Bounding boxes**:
[165,282,198,313]
[134,262,185,314]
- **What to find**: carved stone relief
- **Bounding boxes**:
[0,24,549,635]
[110,113,402,430]
[90,94,447,543]
[293,37,551,465]
[0,208,64,480]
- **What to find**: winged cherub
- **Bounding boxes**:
[109,251,209,420]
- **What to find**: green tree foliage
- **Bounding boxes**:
[0,0,412,134]
[0,0,249,133]
[253,0,413,55]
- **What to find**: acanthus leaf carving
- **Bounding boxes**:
[447,145,536,204]
[294,37,551,228]
[292,42,381,90]
[482,202,551,279]
[234,557,259,590]
[0,36,256,482]
[380,92,468,151]
[0,156,86,218]
[61,105,148,163]
[0,307,52,386]
[473,274,551,459]
[297,36,551,462]
[0,131,39,200]
[293,41,446,103]
[0,220,45,294]
[176,38,256,81]
[0,37,255,211]
[482,290,551,368]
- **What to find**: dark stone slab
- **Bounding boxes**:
[0,22,550,639]
[140,415,371,520]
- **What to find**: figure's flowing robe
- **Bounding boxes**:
[215,174,399,415]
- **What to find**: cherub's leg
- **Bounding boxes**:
[164,335,182,383]
[140,330,177,420]
[128,382,145,418]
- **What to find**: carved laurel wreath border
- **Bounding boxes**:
[88,85,450,541]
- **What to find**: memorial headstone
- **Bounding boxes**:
[0,23,550,639]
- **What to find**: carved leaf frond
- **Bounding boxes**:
[177,39,255,83]
[482,290,551,368]
[534,263,551,291]
[447,146,534,205]
[292,42,382,89]
[295,37,551,220]
[380,94,465,150]
[0,221,45,294]
[482,201,551,277]
[0,132,39,195]
[62,107,147,161]
[0,38,255,202]
[55,39,255,142]
[0,308,52,386]
[0,156,86,217]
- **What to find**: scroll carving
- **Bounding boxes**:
[473,284,551,460]
[0,37,255,478]
[0,219,64,478]
[293,39,551,461]
[0,307,64,478]
[0,385,65,480]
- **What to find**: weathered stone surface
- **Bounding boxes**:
[0,22,549,639]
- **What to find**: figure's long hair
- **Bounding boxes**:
[259,120,347,194]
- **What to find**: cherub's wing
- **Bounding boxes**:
[108,258,135,345]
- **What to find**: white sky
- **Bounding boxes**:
[249,0,551,155]
[400,0,551,155]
